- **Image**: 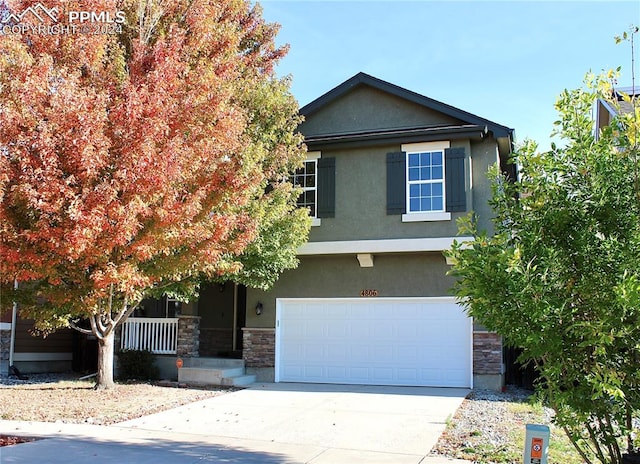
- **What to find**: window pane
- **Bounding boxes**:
[410,198,420,212]
[432,166,443,180]
[306,161,316,174]
[410,184,420,197]
[432,182,443,196]
[432,197,443,211]
[306,174,315,188]
[431,151,443,166]
[408,153,420,167]
[304,190,315,203]
[421,198,431,211]
[409,167,420,181]
[421,167,431,180]
[420,152,431,166]
[308,204,316,216]
[421,183,432,196]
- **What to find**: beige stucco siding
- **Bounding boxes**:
[245,252,455,328]
[300,86,464,136]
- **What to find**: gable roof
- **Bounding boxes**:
[300,72,514,140]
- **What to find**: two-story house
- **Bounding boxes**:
[237,72,514,390]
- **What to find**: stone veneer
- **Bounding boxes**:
[1,327,10,378]
[177,315,200,358]
[242,328,275,367]
[473,331,503,375]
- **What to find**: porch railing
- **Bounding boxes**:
[120,317,179,354]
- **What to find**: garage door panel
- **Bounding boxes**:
[277,298,471,388]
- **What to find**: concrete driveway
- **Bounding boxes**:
[0,382,470,463]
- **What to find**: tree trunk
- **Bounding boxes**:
[96,330,115,389]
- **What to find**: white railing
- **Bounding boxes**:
[120,317,179,354]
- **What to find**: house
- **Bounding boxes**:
[4,73,514,390]
[594,86,638,138]
[123,72,514,389]
[0,311,77,376]
[236,72,514,389]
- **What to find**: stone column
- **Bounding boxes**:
[177,315,200,357]
[473,331,503,390]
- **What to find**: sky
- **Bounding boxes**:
[257,1,640,149]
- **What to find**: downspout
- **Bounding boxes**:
[9,278,17,369]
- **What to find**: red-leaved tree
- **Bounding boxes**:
[0,0,308,388]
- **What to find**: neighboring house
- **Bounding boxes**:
[594,86,638,138]
[0,311,76,376]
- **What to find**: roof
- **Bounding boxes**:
[300,72,514,140]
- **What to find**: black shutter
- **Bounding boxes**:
[386,151,406,215]
[317,157,335,218]
[445,147,466,212]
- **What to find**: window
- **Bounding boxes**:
[292,151,326,225]
[293,159,317,217]
[407,150,445,213]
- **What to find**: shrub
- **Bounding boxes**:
[117,350,159,381]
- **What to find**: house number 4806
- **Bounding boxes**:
[360,289,378,297]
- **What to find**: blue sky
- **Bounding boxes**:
[258,1,640,149]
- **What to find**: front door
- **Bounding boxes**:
[197,282,246,357]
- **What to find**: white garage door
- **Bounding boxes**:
[275,297,472,388]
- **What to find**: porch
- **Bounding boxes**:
[119,316,254,386]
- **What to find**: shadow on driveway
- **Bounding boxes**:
[0,434,298,464]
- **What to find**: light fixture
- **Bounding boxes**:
[255,302,263,316]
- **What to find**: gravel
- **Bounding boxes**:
[431,386,554,461]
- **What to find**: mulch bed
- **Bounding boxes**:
[0,435,39,447]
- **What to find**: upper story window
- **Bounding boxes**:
[293,151,323,225]
[407,150,445,213]
[294,159,317,216]
[388,141,466,222]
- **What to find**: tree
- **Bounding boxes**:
[0,0,309,388]
[447,71,640,464]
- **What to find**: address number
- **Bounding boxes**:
[360,289,379,297]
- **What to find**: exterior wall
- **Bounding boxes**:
[246,253,454,328]
[300,86,463,136]
[12,316,73,374]
[307,141,474,243]
[470,138,501,233]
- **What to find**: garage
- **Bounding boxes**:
[275,297,472,388]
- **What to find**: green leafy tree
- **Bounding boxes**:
[447,71,640,464]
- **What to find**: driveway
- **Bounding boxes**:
[0,382,470,463]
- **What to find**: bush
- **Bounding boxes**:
[117,350,159,381]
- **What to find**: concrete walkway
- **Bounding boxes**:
[0,382,472,463]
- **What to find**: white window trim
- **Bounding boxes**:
[402,211,451,222]
[401,141,451,222]
[304,151,321,226]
